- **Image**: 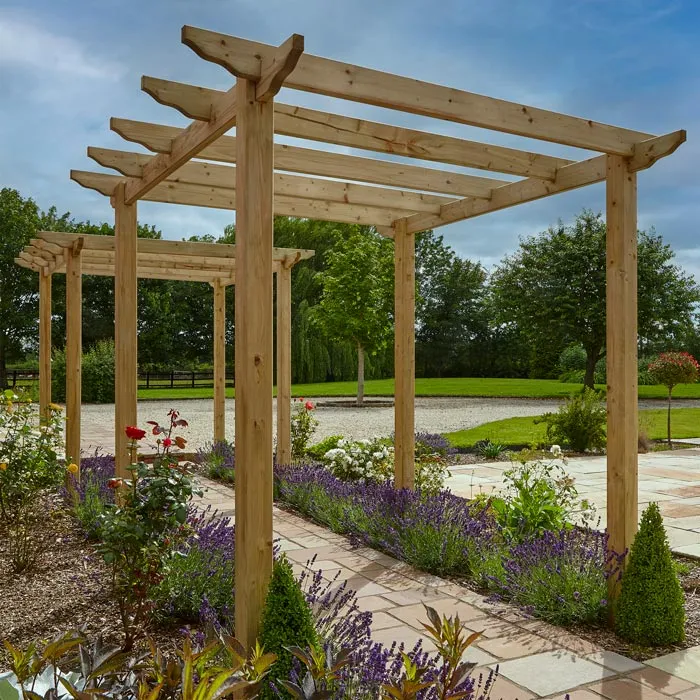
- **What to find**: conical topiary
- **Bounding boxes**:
[258,556,318,699]
[616,502,685,645]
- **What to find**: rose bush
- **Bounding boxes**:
[290,397,318,461]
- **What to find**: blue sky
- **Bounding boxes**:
[1,0,698,274]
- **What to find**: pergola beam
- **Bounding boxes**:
[400,131,687,233]
[88,147,457,213]
[110,118,510,198]
[72,170,411,226]
[142,76,570,179]
[182,26,655,154]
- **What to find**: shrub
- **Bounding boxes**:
[414,454,449,495]
[196,440,235,483]
[96,410,200,649]
[616,502,685,646]
[648,351,700,447]
[52,340,115,403]
[0,391,65,572]
[414,432,456,458]
[489,447,594,542]
[65,453,116,539]
[306,434,344,461]
[290,398,319,461]
[323,438,392,482]
[536,388,606,452]
[559,344,587,375]
[474,439,507,460]
[259,555,318,699]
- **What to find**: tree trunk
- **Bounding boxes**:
[356,342,365,406]
[583,347,600,390]
[667,386,673,449]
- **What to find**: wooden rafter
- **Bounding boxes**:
[88,147,456,213]
[110,118,509,198]
[399,131,687,234]
[72,170,416,226]
[182,26,655,154]
[142,76,571,179]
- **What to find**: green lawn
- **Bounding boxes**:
[136,376,700,401]
[444,407,700,449]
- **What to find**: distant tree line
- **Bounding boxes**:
[1,186,698,391]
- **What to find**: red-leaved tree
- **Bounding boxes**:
[648,352,700,447]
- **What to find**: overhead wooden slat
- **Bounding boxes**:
[72,170,414,226]
[182,26,655,154]
[111,118,509,198]
[400,131,686,233]
[89,146,455,213]
[142,76,571,179]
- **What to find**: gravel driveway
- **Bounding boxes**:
[78,396,696,454]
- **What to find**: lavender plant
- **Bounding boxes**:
[195,440,235,484]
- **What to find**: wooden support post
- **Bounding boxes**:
[213,280,226,443]
[39,269,52,422]
[65,246,82,466]
[394,218,416,489]
[276,264,292,465]
[234,77,275,649]
[114,183,138,479]
[606,154,638,605]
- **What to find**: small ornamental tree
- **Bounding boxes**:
[648,351,700,447]
[616,502,685,646]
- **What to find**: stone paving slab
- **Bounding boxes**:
[194,475,700,699]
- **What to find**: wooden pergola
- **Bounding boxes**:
[43,26,683,642]
[15,231,313,468]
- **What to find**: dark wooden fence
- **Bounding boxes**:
[7,369,234,390]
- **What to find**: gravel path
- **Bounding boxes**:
[78,396,697,454]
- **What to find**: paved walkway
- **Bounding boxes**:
[446,448,700,557]
[197,475,700,700]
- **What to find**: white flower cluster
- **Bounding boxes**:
[324,437,392,483]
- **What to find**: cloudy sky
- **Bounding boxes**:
[1,0,698,274]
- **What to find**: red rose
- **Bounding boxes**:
[305,401,315,410]
[107,478,122,489]
[125,426,146,440]
[163,437,173,448]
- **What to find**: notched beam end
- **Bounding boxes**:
[630,130,687,172]
[256,33,305,102]
[141,76,211,121]
[377,224,395,239]
[181,25,261,80]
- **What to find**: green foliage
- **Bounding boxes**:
[474,439,508,460]
[313,226,394,403]
[72,480,110,540]
[490,448,593,541]
[306,434,344,461]
[259,556,318,699]
[414,454,449,495]
[51,340,115,403]
[616,503,685,646]
[536,388,607,452]
[290,398,319,461]
[491,209,700,388]
[0,390,65,572]
[96,411,200,650]
[0,628,275,699]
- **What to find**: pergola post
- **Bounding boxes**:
[394,218,416,489]
[114,183,138,478]
[276,263,292,465]
[606,154,639,603]
[39,269,52,422]
[65,244,82,467]
[213,279,226,443]
[234,77,275,648]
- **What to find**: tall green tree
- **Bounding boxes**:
[314,226,393,404]
[415,231,488,377]
[490,210,700,388]
[0,189,41,388]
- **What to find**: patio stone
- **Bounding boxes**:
[645,646,700,685]
[587,678,669,700]
[388,599,485,628]
[491,650,615,696]
[660,502,700,519]
[673,542,700,557]
[383,587,457,606]
[476,672,534,700]
[626,666,695,694]
[586,651,644,674]
[677,688,700,700]
[477,632,557,660]
[352,595,395,612]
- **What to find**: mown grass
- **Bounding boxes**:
[444,407,700,449]
[136,377,700,401]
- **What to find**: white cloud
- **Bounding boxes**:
[0,10,124,81]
